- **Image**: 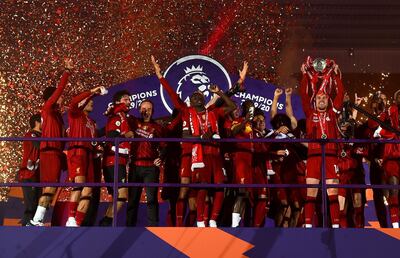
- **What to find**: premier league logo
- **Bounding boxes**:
[160,55,232,113]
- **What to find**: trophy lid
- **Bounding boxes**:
[312,58,327,72]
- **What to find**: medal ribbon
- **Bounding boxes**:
[318,112,327,138]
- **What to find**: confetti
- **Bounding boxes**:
[0,0,300,200]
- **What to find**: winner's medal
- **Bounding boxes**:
[318,112,328,140]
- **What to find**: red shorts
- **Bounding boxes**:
[180,155,192,179]
[306,155,338,180]
[384,159,400,179]
[272,162,301,203]
[40,150,63,183]
[233,152,253,184]
[193,154,225,184]
[67,149,94,182]
[338,168,364,196]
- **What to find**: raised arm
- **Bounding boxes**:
[212,61,248,108]
[332,65,345,113]
[299,64,313,117]
[285,88,298,129]
[151,55,186,110]
[231,115,250,136]
[352,93,363,120]
[69,86,102,117]
[271,88,283,119]
[209,84,236,115]
[43,58,73,109]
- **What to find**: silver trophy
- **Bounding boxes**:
[312,58,327,73]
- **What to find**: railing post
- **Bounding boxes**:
[112,138,120,227]
[321,141,328,228]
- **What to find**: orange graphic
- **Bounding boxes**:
[147,227,254,258]
[366,221,400,241]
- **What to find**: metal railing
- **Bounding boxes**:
[1,136,400,228]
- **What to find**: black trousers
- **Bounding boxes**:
[21,178,41,225]
[127,166,159,226]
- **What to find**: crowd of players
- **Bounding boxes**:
[18,56,400,228]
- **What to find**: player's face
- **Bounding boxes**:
[316,94,328,111]
[35,121,42,131]
[231,106,240,119]
[140,101,153,121]
[254,115,265,131]
[190,92,205,108]
[119,95,131,107]
[84,100,94,113]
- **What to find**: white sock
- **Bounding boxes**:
[197,221,205,227]
[305,224,313,228]
[232,213,241,227]
[33,206,46,222]
[209,220,217,228]
[393,222,399,228]
[332,224,339,229]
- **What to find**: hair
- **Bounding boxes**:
[29,113,41,129]
[139,99,154,108]
[43,87,57,101]
[112,90,130,104]
[241,100,254,116]
[270,113,292,130]
[253,107,264,118]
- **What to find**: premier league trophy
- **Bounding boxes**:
[302,56,340,108]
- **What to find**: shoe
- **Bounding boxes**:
[99,216,113,227]
[209,220,217,228]
[196,221,205,227]
[66,217,78,227]
[26,220,44,226]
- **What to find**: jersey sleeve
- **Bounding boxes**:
[299,73,313,117]
[332,74,345,113]
[43,71,70,110]
[160,77,186,110]
[69,90,93,117]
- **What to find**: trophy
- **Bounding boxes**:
[302,56,338,108]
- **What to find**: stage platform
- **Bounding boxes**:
[1,227,399,258]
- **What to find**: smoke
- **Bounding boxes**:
[276,25,312,89]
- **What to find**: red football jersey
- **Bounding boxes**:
[40,71,69,151]
[19,130,41,180]
[103,103,131,166]
[67,90,96,151]
[230,117,254,153]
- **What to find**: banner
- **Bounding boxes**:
[91,55,305,128]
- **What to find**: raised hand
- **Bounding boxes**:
[333,64,340,75]
[274,88,283,97]
[238,61,248,83]
[90,86,102,94]
[209,84,220,93]
[300,63,307,74]
[285,88,293,95]
[354,93,363,106]
[151,55,162,79]
[64,58,74,70]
